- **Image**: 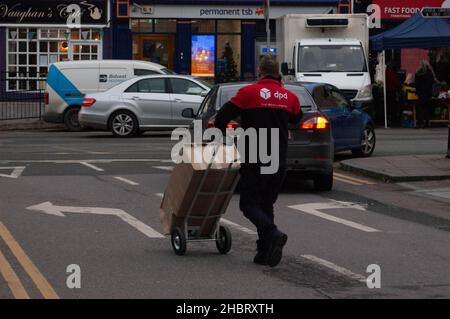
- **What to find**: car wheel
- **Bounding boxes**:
[109,111,139,138]
[352,125,376,157]
[63,107,83,132]
[313,172,333,192]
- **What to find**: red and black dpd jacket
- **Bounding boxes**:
[215,77,301,167]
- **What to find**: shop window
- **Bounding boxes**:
[131,19,140,33]
[192,20,215,33]
[6,27,103,91]
[142,19,154,32]
[217,35,241,83]
[217,20,241,33]
[155,19,177,33]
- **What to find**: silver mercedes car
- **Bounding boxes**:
[78,75,211,137]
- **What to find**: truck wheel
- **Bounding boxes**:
[171,227,187,256]
[63,107,83,132]
[313,172,333,192]
[215,225,232,254]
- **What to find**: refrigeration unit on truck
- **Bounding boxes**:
[277,14,372,107]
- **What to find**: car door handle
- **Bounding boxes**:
[173,98,183,103]
[132,96,140,101]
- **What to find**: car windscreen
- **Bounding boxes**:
[220,85,315,112]
[298,45,367,72]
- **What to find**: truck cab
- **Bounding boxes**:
[295,38,372,102]
[277,14,372,107]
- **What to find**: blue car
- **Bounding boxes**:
[290,82,376,157]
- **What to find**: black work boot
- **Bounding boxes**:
[253,240,269,265]
[266,229,288,267]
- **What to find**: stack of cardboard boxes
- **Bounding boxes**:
[160,144,240,237]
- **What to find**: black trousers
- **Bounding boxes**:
[416,96,430,127]
[238,164,287,239]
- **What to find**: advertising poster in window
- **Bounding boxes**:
[191,35,215,77]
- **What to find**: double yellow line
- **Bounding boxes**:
[334,172,376,186]
[0,222,59,299]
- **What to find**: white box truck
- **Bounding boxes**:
[277,14,372,106]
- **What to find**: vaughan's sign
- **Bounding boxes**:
[0,0,109,26]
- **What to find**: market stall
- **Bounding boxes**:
[370,12,450,128]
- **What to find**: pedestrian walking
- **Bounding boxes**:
[415,60,436,128]
[214,55,302,267]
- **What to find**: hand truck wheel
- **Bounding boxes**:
[215,225,232,254]
[171,227,187,256]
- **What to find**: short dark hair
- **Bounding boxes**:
[259,55,279,77]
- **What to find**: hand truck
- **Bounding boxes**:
[170,144,240,256]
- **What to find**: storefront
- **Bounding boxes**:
[114,0,338,82]
[0,0,111,90]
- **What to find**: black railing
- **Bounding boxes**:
[0,72,46,121]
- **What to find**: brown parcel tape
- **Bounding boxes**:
[160,163,240,236]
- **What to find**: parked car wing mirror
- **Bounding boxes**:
[200,91,209,98]
[182,108,195,119]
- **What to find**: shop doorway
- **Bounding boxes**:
[135,35,174,70]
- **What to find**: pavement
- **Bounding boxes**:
[0,119,63,131]
[341,155,450,183]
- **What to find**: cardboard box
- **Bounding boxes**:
[160,144,240,236]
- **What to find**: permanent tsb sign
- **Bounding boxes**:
[130,4,335,19]
[0,0,109,26]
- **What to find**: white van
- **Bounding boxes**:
[43,60,175,131]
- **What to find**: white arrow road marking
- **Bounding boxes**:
[0,166,26,179]
[220,218,257,235]
[153,166,174,171]
[301,255,367,282]
[114,177,140,186]
[80,162,104,172]
[26,202,164,238]
[288,201,381,233]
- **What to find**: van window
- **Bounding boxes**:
[134,69,161,76]
[126,78,167,93]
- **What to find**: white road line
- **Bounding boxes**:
[334,172,375,185]
[334,176,362,186]
[0,159,171,164]
[221,219,257,235]
[0,166,26,179]
[80,162,104,172]
[301,255,366,282]
[153,193,256,235]
[114,177,140,186]
[289,203,381,233]
[87,152,112,155]
[153,166,174,171]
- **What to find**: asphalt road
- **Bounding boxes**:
[0,128,449,299]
